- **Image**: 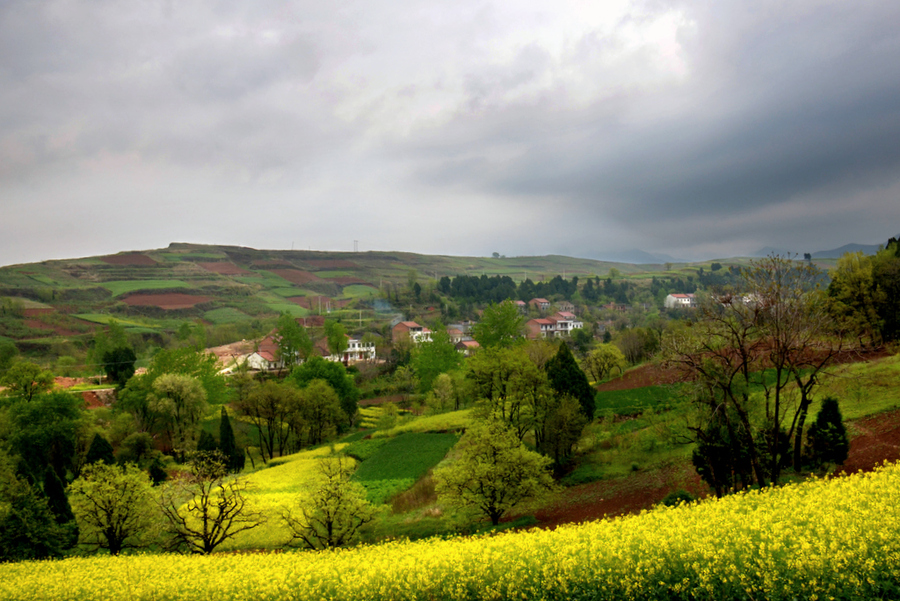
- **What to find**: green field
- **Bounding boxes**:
[595,385,682,417]
[203,308,251,324]
[351,432,459,504]
[264,302,309,317]
[341,285,379,299]
[100,280,189,297]
[73,314,159,328]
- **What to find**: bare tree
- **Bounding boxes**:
[158,453,265,554]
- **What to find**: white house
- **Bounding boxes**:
[664,293,696,309]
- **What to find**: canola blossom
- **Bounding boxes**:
[4,463,900,600]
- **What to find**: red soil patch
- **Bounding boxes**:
[267,269,322,285]
[305,259,359,270]
[22,308,54,317]
[24,319,80,336]
[122,293,212,309]
[198,262,251,276]
[250,260,296,268]
[531,462,707,528]
[99,253,157,266]
[836,408,900,476]
[359,394,406,406]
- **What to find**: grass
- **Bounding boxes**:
[352,432,460,504]
[595,385,682,417]
[73,314,158,328]
[269,288,314,298]
[203,308,251,324]
[371,408,475,438]
[264,302,309,317]
[100,280,189,297]
[341,285,379,299]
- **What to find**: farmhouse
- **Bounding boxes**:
[664,293,696,309]
[244,336,285,372]
[526,312,584,339]
[392,321,432,344]
[456,340,481,356]
[529,298,551,312]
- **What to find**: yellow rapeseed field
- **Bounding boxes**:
[3,462,900,600]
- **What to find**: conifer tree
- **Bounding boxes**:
[219,406,245,473]
[806,396,850,467]
[196,430,219,453]
[84,433,116,466]
[545,343,595,419]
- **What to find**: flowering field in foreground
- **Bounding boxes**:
[4,463,900,600]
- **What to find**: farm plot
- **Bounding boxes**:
[266,269,322,285]
[122,293,212,309]
[98,253,158,266]
[350,432,459,504]
[197,262,251,275]
[101,280,189,297]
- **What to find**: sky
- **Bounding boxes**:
[3,0,900,267]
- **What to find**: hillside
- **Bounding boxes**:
[0,242,772,358]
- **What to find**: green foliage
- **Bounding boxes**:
[300,379,346,446]
[68,463,158,555]
[0,361,54,402]
[146,347,228,405]
[352,432,459,504]
[219,407,245,473]
[290,356,359,425]
[583,344,627,383]
[660,489,697,507]
[100,280,188,297]
[84,433,115,466]
[411,325,463,393]
[275,313,312,365]
[197,430,218,453]
[0,452,68,562]
[149,373,208,457]
[806,396,849,467]
[325,320,348,357]
[546,343,595,419]
[596,385,678,417]
[7,391,82,484]
[0,339,18,371]
[283,457,376,549]
[102,346,136,386]
[471,300,525,348]
[434,421,554,525]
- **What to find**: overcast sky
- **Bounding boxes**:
[3,0,900,267]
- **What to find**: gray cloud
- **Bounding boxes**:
[2,0,900,267]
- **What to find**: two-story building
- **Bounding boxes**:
[392,321,433,344]
[664,293,696,309]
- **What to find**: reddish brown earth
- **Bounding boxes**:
[99,253,157,266]
[198,262,251,275]
[22,308,54,317]
[24,319,81,337]
[267,269,322,285]
[250,260,296,268]
[122,293,212,309]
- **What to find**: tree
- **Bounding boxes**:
[411,325,463,393]
[236,380,297,462]
[290,356,359,426]
[274,313,312,366]
[583,344,627,383]
[434,421,555,526]
[0,361,54,401]
[325,320,348,358]
[468,346,552,441]
[101,346,137,386]
[158,453,265,554]
[300,379,346,446]
[7,391,82,484]
[145,347,228,405]
[806,396,849,468]
[472,300,524,348]
[0,451,68,562]
[68,463,158,555]
[0,339,18,372]
[84,433,116,466]
[545,343,595,420]
[219,407,245,473]
[149,374,208,457]
[283,457,376,549]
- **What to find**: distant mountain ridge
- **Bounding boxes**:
[752,242,884,259]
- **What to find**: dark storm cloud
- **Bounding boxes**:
[2,0,900,266]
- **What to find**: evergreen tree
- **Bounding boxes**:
[84,433,115,465]
[196,430,219,453]
[806,396,850,467]
[219,407,245,473]
[42,468,79,548]
[545,343,595,419]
